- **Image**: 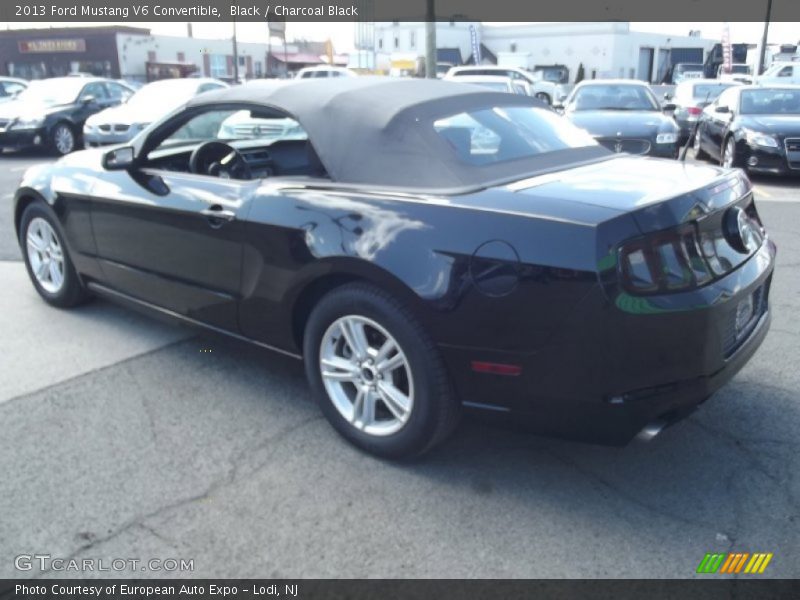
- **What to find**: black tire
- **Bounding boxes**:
[303,283,459,459]
[534,92,552,105]
[19,201,89,308]
[721,135,741,169]
[49,122,76,156]
[693,127,709,160]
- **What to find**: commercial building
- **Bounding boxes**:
[0,26,339,82]
[372,22,718,83]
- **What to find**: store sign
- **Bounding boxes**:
[18,39,86,53]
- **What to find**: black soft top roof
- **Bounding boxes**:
[187,77,607,190]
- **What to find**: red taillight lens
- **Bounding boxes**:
[619,225,712,294]
[687,106,702,116]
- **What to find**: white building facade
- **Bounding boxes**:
[372,22,718,83]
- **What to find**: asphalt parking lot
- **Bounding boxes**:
[1,149,798,579]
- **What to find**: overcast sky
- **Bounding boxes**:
[5,22,799,52]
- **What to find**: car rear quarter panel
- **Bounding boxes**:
[238,184,626,356]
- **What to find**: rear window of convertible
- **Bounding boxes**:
[433,106,597,166]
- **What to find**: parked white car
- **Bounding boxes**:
[756,61,800,86]
[444,66,560,105]
[295,66,356,79]
[717,64,753,84]
[0,77,27,104]
[83,78,228,146]
[449,75,531,95]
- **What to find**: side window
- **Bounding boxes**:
[106,82,132,101]
[197,83,224,94]
[2,81,25,97]
[716,87,738,111]
[778,66,792,77]
[80,82,108,101]
[166,109,238,142]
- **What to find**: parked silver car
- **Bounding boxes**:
[83,78,228,146]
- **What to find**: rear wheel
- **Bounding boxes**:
[303,283,459,459]
[534,92,551,105]
[20,201,88,307]
[693,127,709,160]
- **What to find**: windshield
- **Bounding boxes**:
[433,105,597,166]
[731,65,751,74]
[692,83,736,100]
[15,79,85,105]
[675,64,704,73]
[126,80,200,108]
[569,84,659,111]
[740,89,800,115]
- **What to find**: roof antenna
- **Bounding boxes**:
[680,90,712,162]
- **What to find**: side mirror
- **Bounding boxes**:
[715,105,730,114]
[662,103,677,112]
[102,146,135,170]
[81,95,96,105]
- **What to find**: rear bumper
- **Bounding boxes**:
[441,240,776,445]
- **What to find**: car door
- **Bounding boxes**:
[704,87,738,159]
[75,81,115,125]
[88,107,257,332]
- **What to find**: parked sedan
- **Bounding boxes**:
[564,80,680,157]
[445,66,561,105]
[694,85,800,175]
[450,75,531,95]
[0,77,134,155]
[14,78,774,458]
[0,77,27,103]
[84,78,228,146]
[666,79,741,143]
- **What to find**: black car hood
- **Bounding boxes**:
[741,115,800,137]
[567,110,676,137]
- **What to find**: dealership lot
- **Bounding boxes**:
[1,151,798,578]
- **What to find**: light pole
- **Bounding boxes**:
[425,0,436,78]
[758,0,773,75]
[232,19,239,83]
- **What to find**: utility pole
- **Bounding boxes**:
[758,0,773,75]
[232,19,239,83]
[425,0,436,78]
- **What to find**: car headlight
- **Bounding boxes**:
[131,122,150,130]
[10,116,44,130]
[744,129,778,148]
[656,132,678,144]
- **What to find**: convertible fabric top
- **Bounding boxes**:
[187,77,607,189]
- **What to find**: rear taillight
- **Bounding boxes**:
[687,106,702,116]
[619,225,712,294]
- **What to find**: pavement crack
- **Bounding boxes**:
[31,416,324,579]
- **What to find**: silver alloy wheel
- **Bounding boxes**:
[319,315,414,437]
[723,138,735,168]
[53,125,75,155]
[26,217,65,294]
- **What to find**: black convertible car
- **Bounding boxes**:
[14,78,775,458]
[694,85,800,175]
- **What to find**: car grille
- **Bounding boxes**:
[785,137,800,170]
[114,124,130,133]
[97,124,131,133]
[721,284,768,358]
[597,138,651,155]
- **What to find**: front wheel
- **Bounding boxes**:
[50,122,76,156]
[20,201,89,307]
[303,283,459,459]
[721,136,740,169]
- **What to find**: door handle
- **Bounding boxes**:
[201,205,236,226]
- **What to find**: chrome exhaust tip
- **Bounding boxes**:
[636,419,668,442]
